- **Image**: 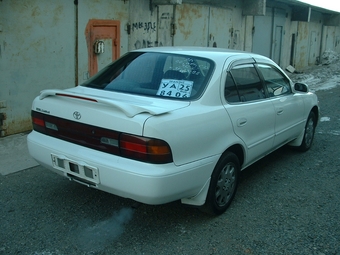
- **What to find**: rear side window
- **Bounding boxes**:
[257,64,292,97]
[225,64,265,102]
[225,72,240,103]
[81,52,214,100]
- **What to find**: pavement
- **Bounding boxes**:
[0,132,39,175]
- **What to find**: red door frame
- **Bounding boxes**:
[85,19,120,76]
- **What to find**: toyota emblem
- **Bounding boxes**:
[73,111,81,120]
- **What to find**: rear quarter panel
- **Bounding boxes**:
[143,104,238,166]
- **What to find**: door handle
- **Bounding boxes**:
[237,118,247,127]
[277,108,284,115]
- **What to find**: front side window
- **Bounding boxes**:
[225,64,265,102]
[81,52,214,100]
[257,64,292,97]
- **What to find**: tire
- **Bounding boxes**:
[298,111,316,152]
[201,152,240,215]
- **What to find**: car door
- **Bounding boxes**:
[256,63,305,148]
[223,61,276,166]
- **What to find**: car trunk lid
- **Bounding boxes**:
[32,86,190,136]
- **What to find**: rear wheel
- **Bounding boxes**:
[202,152,240,215]
[298,111,316,152]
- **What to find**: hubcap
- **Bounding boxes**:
[304,118,315,147]
[215,163,236,207]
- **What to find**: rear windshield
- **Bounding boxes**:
[81,52,215,100]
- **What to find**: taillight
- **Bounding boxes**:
[120,134,173,164]
[31,110,173,164]
[32,112,47,133]
[32,111,59,133]
[32,116,45,127]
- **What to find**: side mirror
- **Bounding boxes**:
[294,82,309,92]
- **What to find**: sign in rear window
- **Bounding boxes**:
[157,79,194,98]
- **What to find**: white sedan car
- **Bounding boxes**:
[27,47,319,215]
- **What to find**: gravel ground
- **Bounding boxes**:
[1,68,340,255]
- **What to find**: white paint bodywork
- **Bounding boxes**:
[27,47,319,206]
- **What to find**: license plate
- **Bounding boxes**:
[51,154,100,184]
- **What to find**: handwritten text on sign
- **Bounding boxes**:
[157,79,193,98]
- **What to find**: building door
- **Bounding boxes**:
[309,31,317,65]
[173,4,232,48]
[273,26,283,64]
[324,26,335,51]
[253,8,285,65]
[336,36,340,52]
[85,19,120,77]
[173,4,209,46]
[208,7,231,48]
[157,5,174,47]
[252,7,273,58]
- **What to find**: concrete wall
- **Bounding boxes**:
[0,0,129,137]
[0,0,75,136]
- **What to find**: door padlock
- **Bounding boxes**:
[94,40,105,54]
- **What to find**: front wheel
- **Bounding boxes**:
[298,111,316,152]
[201,152,240,215]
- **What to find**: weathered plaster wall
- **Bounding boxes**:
[0,0,75,136]
[128,0,159,50]
[0,0,130,136]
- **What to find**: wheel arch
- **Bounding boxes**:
[180,143,245,208]
[311,105,320,126]
[223,144,245,168]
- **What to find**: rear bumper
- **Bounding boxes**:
[27,131,218,205]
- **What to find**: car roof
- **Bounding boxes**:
[133,46,249,57]
[132,46,272,64]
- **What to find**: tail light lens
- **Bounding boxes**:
[31,110,173,164]
[120,134,173,164]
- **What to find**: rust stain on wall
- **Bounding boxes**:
[177,4,203,40]
[31,6,41,17]
[298,22,309,40]
[53,5,64,24]
[3,117,32,137]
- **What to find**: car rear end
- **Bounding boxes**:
[27,48,219,205]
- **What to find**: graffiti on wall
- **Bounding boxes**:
[132,22,156,33]
[132,20,157,49]
[134,40,163,49]
[132,12,172,50]
[159,12,171,30]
